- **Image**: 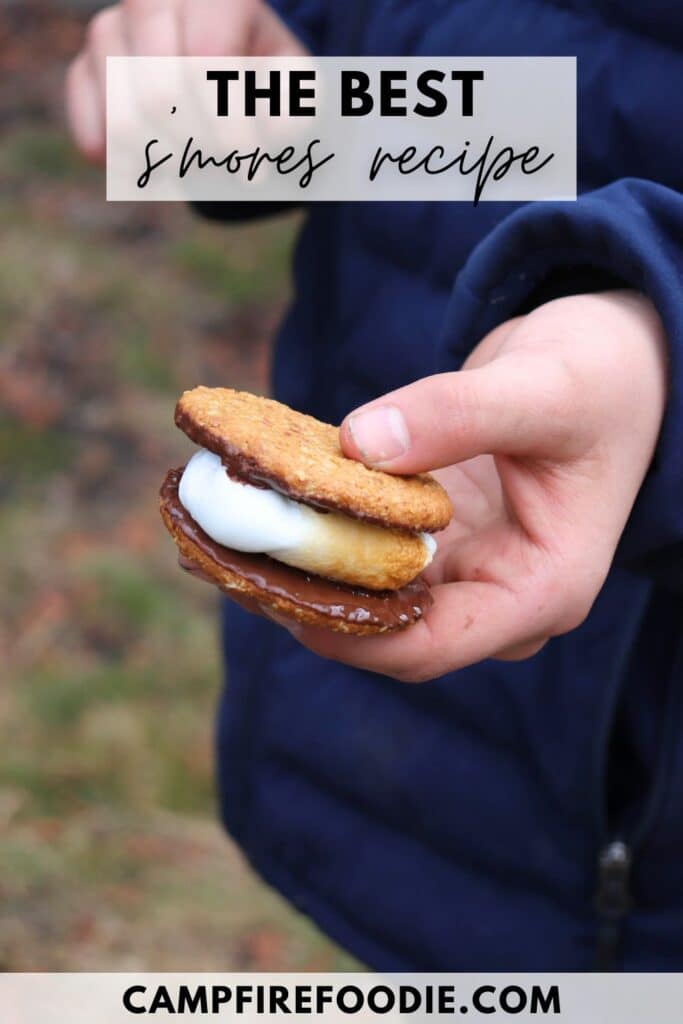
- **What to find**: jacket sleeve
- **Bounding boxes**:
[268,0,327,53]
[437,178,683,592]
[191,0,327,224]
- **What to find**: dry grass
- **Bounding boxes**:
[0,3,358,971]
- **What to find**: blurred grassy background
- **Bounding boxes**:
[0,2,357,970]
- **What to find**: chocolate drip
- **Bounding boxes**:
[160,468,432,629]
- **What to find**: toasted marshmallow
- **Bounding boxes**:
[178,449,436,590]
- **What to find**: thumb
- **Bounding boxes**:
[340,360,579,474]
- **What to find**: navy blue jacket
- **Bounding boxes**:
[202,0,683,971]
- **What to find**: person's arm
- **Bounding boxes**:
[66,0,323,164]
[264,179,681,680]
[436,179,683,593]
[190,0,327,224]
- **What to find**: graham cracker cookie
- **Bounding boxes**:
[175,386,452,532]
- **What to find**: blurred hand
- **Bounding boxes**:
[269,291,668,681]
[65,0,309,162]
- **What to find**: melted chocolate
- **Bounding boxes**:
[161,468,432,629]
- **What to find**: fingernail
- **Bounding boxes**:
[347,406,409,466]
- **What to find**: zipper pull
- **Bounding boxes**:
[597,840,632,916]
[594,839,633,971]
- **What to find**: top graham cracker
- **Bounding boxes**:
[174,386,452,533]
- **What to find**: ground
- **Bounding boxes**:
[0,2,358,970]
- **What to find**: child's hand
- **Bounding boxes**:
[276,291,668,681]
[66,0,309,162]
